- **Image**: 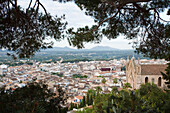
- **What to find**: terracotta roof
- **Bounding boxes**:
[141,64,167,75]
[75,96,83,99]
[9,66,15,69]
[99,71,111,74]
[6,82,12,85]
[12,88,16,91]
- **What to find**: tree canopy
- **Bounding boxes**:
[64,0,170,60]
[0,0,169,60]
[0,0,67,59]
[0,81,68,113]
[63,0,170,87]
[76,83,170,113]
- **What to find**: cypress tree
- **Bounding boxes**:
[87,93,89,105]
[69,102,73,110]
[74,104,77,109]
[83,96,86,107]
[90,94,93,105]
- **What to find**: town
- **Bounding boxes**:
[1,0,169,112]
[0,56,168,111]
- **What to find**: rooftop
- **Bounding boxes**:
[141,64,167,75]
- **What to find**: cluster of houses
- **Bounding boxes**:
[0,59,126,103]
[0,57,168,106]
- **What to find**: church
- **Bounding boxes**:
[126,55,168,89]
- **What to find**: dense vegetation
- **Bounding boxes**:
[0,82,68,113]
[1,82,169,113]
[51,72,64,77]
[1,0,169,61]
[63,0,170,61]
[1,0,67,59]
[75,83,170,113]
[72,74,88,78]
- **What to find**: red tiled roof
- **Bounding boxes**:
[12,88,16,91]
[141,64,167,75]
[75,96,83,99]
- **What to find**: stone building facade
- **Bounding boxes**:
[126,56,168,89]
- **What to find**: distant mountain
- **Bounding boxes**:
[53,46,75,51]
[41,46,119,51]
[90,46,119,51]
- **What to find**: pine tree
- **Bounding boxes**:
[161,63,170,89]
[0,82,67,113]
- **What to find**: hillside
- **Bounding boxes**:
[90,46,119,51]
[41,46,120,51]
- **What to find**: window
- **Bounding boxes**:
[158,77,161,86]
[145,77,148,83]
[152,78,154,84]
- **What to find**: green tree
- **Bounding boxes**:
[51,72,63,77]
[74,103,78,109]
[78,102,82,108]
[86,92,90,105]
[0,81,67,113]
[139,83,169,112]
[96,86,102,95]
[102,78,106,85]
[2,0,169,61]
[123,83,132,89]
[95,84,169,113]
[87,89,96,105]
[161,63,170,88]
[83,75,88,78]
[113,78,118,84]
[64,0,170,60]
[79,96,86,108]
[121,66,126,71]
[0,0,67,59]
[83,96,86,107]
[69,102,74,111]
[112,86,118,95]
[78,96,87,108]
[89,94,93,105]
[81,83,169,113]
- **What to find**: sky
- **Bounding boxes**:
[17,0,168,50]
